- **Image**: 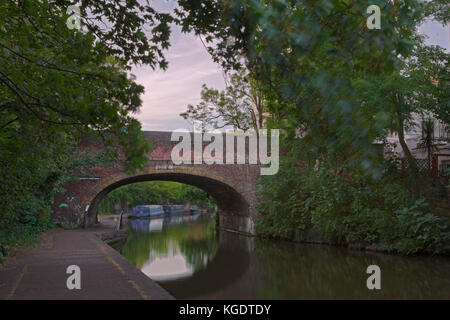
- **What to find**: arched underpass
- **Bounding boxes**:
[87,172,251,230]
[52,131,261,234]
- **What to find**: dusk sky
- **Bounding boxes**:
[131,26,226,131]
[132,4,450,132]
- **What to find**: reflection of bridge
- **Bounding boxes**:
[160,230,251,299]
[52,131,261,234]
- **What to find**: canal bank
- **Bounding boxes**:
[0,215,173,300]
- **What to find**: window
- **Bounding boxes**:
[438,122,449,140]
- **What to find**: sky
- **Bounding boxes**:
[132,6,450,132]
[131,26,226,131]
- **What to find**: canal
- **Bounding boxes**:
[119,214,450,299]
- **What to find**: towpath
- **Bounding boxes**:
[0,216,173,300]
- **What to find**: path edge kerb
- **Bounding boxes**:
[90,231,175,300]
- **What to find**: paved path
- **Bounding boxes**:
[0,222,173,300]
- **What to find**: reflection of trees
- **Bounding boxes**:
[122,231,169,268]
[179,222,218,271]
[253,239,450,299]
[122,219,218,272]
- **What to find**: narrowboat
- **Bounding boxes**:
[130,204,187,218]
[130,205,165,218]
[170,205,185,213]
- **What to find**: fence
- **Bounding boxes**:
[401,155,450,177]
[401,157,432,172]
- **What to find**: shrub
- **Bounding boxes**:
[255,160,450,255]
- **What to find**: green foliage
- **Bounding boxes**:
[176,0,450,255]
[355,42,448,161]
[391,199,450,254]
[255,158,450,255]
[1,0,447,259]
[417,118,439,169]
[122,219,218,270]
[0,0,172,247]
[0,127,62,247]
[178,0,429,165]
[98,182,216,214]
[424,0,450,24]
[180,69,266,132]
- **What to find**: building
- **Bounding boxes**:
[385,113,450,173]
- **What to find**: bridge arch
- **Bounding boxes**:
[52,131,261,234]
[84,164,257,233]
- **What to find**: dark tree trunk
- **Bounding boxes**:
[394,92,414,162]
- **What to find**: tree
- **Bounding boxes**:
[0,0,175,244]
[433,59,450,125]
[417,118,439,170]
[0,1,175,171]
[425,0,450,24]
[180,69,266,133]
[177,0,427,166]
[176,0,450,254]
[355,41,448,163]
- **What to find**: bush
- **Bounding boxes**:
[255,160,450,255]
[391,199,450,254]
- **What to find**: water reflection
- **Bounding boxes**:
[129,213,201,233]
[142,250,193,281]
[122,214,217,282]
[121,216,450,299]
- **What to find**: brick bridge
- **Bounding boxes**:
[52,131,262,234]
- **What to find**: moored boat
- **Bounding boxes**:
[130,204,187,218]
[130,205,165,218]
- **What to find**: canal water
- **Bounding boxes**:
[120,214,450,299]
